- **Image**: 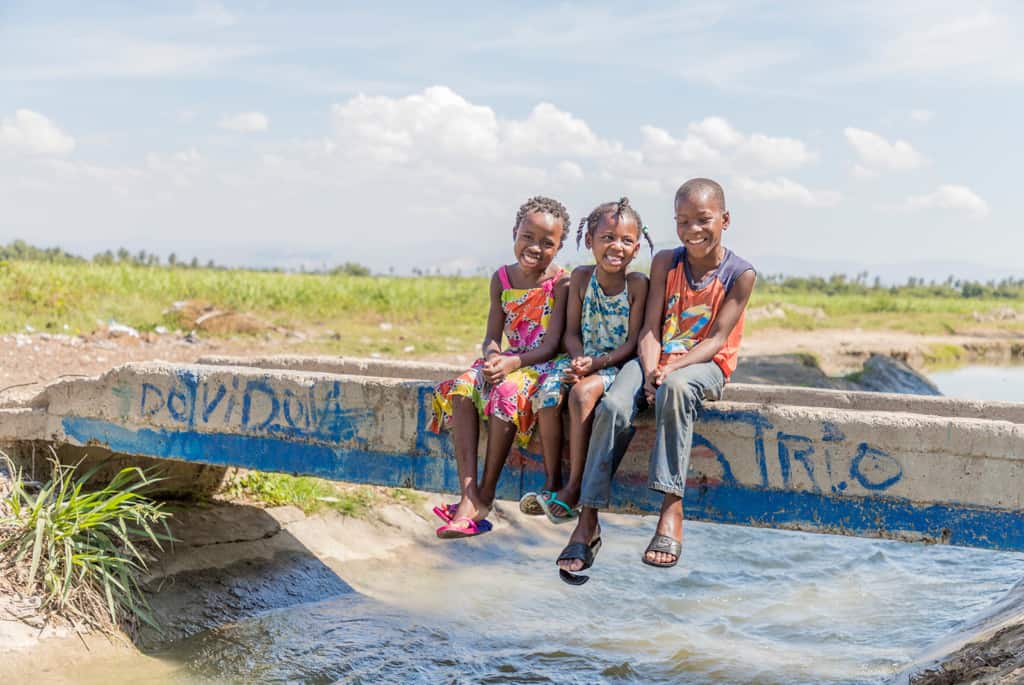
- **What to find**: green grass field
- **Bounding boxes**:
[2,261,1022,357]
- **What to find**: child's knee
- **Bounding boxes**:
[568,380,602,410]
[656,374,700,408]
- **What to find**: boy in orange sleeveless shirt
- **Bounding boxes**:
[556,178,756,583]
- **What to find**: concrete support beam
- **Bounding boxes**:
[2,358,1023,551]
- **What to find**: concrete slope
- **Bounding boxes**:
[1,357,1022,551]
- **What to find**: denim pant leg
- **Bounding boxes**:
[578,359,645,509]
[648,361,725,497]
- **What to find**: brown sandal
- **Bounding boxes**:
[641,533,681,568]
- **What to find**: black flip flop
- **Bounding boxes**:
[556,537,602,586]
[641,533,681,568]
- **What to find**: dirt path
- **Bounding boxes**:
[0,332,292,401]
[741,328,1021,375]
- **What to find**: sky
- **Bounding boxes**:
[1,1,1021,279]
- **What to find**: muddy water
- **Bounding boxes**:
[69,513,1024,685]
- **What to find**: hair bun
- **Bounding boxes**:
[618,197,630,208]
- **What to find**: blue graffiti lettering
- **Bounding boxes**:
[850,443,903,491]
[700,408,774,487]
[777,432,819,492]
[242,380,280,430]
[201,383,226,423]
[691,432,736,486]
[140,383,164,417]
[166,384,192,423]
[283,388,307,429]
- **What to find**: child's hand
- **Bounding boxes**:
[562,370,581,385]
[570,355,594,376]
[483,354,519,384]
[643,371,660,405]
[652,359,684,387]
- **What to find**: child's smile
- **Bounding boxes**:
[589,216,640,274]
[514,211,563,274]
[675,192,730,264]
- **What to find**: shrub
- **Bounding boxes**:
[0,452,173,634]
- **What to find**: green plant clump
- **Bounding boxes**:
[0,453,172,633]
[227,471,376,516]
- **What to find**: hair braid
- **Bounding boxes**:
[513,196,571,249]
[578,196,654,255]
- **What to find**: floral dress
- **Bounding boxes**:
[429,265,566,448]
[534,267,631,409]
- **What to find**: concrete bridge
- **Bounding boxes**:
[1,355,1022,552]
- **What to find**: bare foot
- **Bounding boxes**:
[557,507,600,573]
[644,494,682,565]
[450,493,490,523]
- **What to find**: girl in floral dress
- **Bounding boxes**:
[525,198,651,527]
[428,196,571,538]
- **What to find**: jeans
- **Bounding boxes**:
[578,358,725,508]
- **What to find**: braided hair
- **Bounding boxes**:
[576,197,654,254]
[513,196,571,249]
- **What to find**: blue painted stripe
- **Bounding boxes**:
[62,416,1024,552]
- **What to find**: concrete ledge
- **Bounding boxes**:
[2,357,1023,551]
[197,354,1024,423]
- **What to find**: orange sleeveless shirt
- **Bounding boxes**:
[660,247,755,380]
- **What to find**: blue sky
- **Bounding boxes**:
[1,1,1021,278]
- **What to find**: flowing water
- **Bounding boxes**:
[66,366,1024,684]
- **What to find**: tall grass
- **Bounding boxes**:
[2,260,1022,343]
[0,261,488,352]
[0,452,173,634]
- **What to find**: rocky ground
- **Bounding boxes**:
[911,623,1024,684]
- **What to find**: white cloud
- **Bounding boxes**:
[0,109,75,156]
[875,11,1024,83]
[146,148,205,187]
[734,176,841,207]
[902,184,989,218]
[844,127,923,171]
[504,102,619,159]
[640,125,721,165]
[742,133,816,170]
[852,164,877,179]
[556,160,584,182]
[0,32,262,82]
[910,109,934,124]
[656,116,816,172]
[688,117,743,148]
[194,1,237,28]
[0,86,840,273]
[219,111,268,132]
[173,147,202,163]
[332,86,499,163]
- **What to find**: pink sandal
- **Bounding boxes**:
[436,517,492,539]
[432,503,458,523]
